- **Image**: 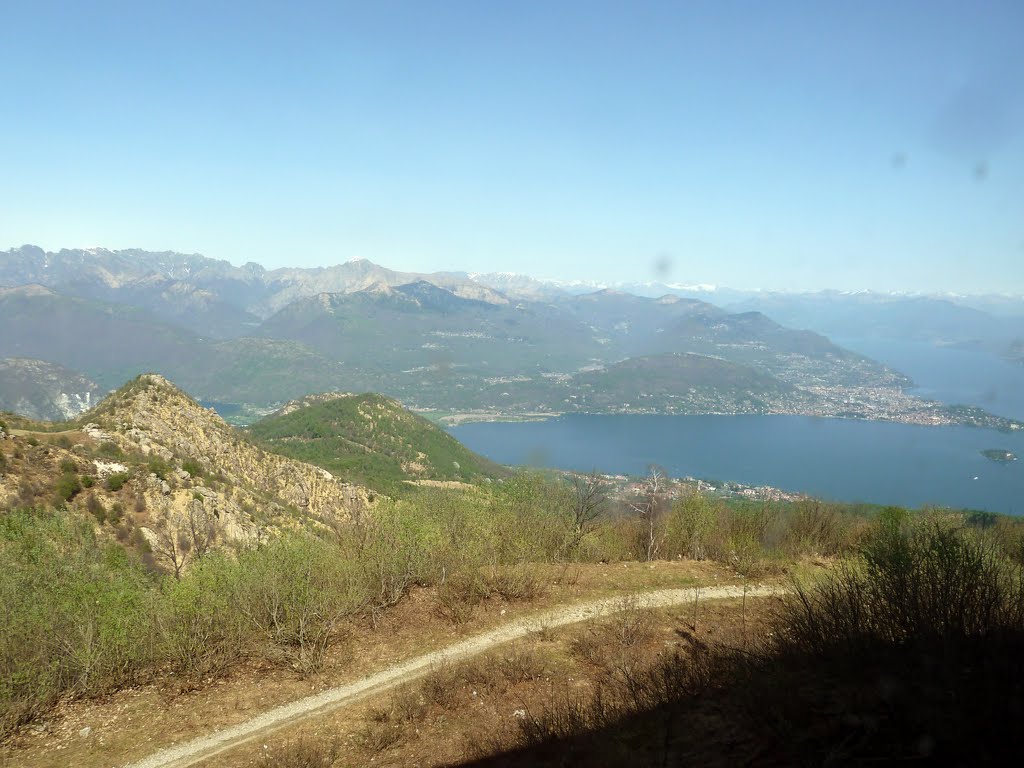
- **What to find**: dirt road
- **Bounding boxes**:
[125,583,781,768]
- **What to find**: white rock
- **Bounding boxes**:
[79,726,92,738]
[82,423,112,441]
[94,460,129,477]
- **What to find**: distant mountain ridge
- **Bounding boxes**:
[2,244,1018,428]
[5,245,1021,335]
[0,245,509,326]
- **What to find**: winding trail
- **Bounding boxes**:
[125,584,781,768]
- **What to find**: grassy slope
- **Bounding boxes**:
[247,393,508,493]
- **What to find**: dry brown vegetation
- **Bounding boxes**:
[194,595,777,768]
[196,512,1024,768]
[0,554,747,768]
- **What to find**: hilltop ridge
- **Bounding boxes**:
[0,374,372,568]
[248,391,507,493]
[86,374,371,520]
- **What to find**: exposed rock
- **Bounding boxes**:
[93,460,128,477]
[91,374,369,523]
[82,423,113,442]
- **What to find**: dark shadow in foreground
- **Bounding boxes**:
[457,518,1024,767]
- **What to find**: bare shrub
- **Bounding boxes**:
[571,595,653,670]
[496,645,545,685]
[420,662,461,707]
[390,684,428,722]
[783,499,852,557]
[355,719,404,753]
[257,735,340,768]
[461,645,545,696]
[664,490,719,560]
[484,562,545,601]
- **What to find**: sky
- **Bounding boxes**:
[1,0,1023,293]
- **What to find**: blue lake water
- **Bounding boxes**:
[451,415,1024,513]
[451,338,1024,512]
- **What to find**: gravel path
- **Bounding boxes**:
[125,583,781,768]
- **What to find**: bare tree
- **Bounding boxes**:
[150,516,192,579]
[322,492,370,552]
[185,500,220,560]
[150,502,221,578]
[630,465,668,561]
[569,471,609,549]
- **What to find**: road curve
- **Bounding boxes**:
[125,584,781,768]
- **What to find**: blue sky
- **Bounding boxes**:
[2,0,1022,292]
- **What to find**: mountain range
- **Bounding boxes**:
[1,245,1021,428]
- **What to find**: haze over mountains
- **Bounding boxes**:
[1,245,1022,426]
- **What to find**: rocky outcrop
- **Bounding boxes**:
[90,374,369,522]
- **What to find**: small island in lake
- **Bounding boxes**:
[981,449,1017,463]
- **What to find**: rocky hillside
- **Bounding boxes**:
[85,375,371,518]
[0,358,103,420]
[0,375,371,572]
[248,392,507,493]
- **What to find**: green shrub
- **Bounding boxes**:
[664,492,720,560]
[108,503,124,525]
[233,536,364,671]
[54,472,82,502]
[106,472,129,492]
[0,510,155,736]
[782,500,856,557]
[147,456,171,480]
[785,514,1024,656]
[181,458,203,478]
[157,554,245,684]
[86,494,106,524]
[98,442,123,458]
[59,458,78,474]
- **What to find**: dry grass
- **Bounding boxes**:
[256,735,340,767]
[1,562,779,768]
[189,598,776,768]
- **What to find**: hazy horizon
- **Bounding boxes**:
[8,241,1024,299]
[3,1,1023,293]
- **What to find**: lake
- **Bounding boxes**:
[451,414,1024,514]
[451,338,1024,512]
